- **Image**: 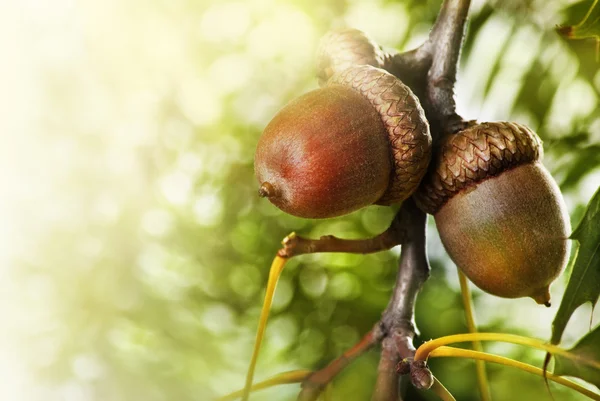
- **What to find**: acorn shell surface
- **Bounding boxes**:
[254,85,391,219]
[435,162,571,303]
[416,122,570,304]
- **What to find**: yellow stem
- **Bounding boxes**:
[414,332,598,370]
[458,271,491,401]
[431,377,457,401]
[576,0,598,28]
[241,255,288,401]
[217,369,311,401]
[429,347,600,401]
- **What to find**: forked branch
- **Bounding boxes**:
[372,0,473,398]
[426,0,471,131]
[372,199,430,401]
[240,201,421,401]
[294,201,434,401]
[389,0,472,138]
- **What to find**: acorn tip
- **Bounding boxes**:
[531,286,551,306]
[258,182,275,198]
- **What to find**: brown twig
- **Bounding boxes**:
[297,326,384,401]
[372,336,403,401]
[290,201,415,401]
[372,199,430,400]
[292,200,430,401]
[278,212,406,259]
[426,0,471,134]
[388,0,472,140]
[291,199,427,401]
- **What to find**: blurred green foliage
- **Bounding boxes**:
[1,0,599,400]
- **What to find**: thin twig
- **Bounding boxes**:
[297,326,383,401]
[278,213,406,258]
[242,212,408,401]
[294,202,422,401]
[291,200,429,401]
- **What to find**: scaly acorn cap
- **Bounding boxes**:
[255,65,431,218]
[317,28,388,86]
[329,65,432,205]
[415,121,542,214]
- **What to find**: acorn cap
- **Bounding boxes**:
[329,65,432,205]
[415,122,543,214]
[316,29,387,86]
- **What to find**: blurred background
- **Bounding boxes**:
[1,0,599,400]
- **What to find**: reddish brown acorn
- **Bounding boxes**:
[415,122,571,304]
[255,65,431,218]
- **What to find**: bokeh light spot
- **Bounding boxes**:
[208,54,253,95]
[60,381,93,401]
[296,328,326,366]
[328,272,361,300]
[160,171,193,205]
[247,5,315,64]
[202,303,236,335]
[299,268,328,299]
[72,354,104,381]
[193,193,224,227]
[177,78,222,126]
[200,2,251,44]
[228,264,261,299]
[141,209,173,237]
[345,1,408,45]
[267,314,298,351]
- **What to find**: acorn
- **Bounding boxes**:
[255,65,431,218]
[415,122,571,305]
[316,28,388,86]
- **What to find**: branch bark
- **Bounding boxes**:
[372,0,472,399]
[388,0,472,140]
[278,213,407,258]
[427,0,471,132]
[372,199,430,401]
[292,201,423,401]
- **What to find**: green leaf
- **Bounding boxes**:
[551,186,600,345]
[553,325,600,388]
[557,0,600,55]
